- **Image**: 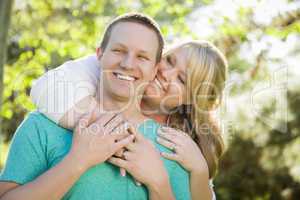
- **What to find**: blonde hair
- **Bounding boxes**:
[167,40,228,178]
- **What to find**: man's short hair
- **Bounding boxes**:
[100,13,164,63]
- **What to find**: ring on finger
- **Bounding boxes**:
[171,143,177,152]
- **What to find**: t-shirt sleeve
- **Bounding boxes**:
[169,164,192,200]
[30,55,99,124]
[0,114,48,185]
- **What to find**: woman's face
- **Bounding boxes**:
[143,47,190,112]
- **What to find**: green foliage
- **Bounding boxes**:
[2,0,300,199]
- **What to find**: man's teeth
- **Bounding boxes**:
[116,73,135,81]
[155,78,163,90]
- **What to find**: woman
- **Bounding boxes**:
[31,40,228,200]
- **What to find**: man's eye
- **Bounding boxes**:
[112,49,123,53]
[138,55,149,61]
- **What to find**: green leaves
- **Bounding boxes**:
[2,1,300,198]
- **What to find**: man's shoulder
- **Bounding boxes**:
[21,111,70,134]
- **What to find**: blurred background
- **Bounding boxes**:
[0,0,299,199]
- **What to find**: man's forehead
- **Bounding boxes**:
[109,22,159,54]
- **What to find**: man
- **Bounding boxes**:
[0,13,191,200]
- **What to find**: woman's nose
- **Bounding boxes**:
[159,67,178,82]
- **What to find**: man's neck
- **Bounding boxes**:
[140,100,168,124]
[96,83,147,125]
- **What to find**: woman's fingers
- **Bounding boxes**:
[94,113,116,127]
[157,131,182,145]
[110,123,131,139]
[114,148,127,177]
[104,114,125,134]
[157,137,177,151]
[160,152,180,161]
[120,168,127,177]
[125,142,135,151]
[113,135,135,152]
[115,148,125,157]
[123,151,134,160]
[159,126,189,138]
[108,157,128,169]
[127,124,138,136]
[77,111,96,130]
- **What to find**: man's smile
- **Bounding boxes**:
[113,72,138,82]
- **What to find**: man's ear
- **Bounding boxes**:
[96,47,103,60]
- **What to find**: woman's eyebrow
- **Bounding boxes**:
[180,72,187,81]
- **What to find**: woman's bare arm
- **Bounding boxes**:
[58,95,98,129]
[30,55,99,128]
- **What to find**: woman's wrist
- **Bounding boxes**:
[146,170,170,191]
[190,167,210,185]
[147,175,175,200]
[190,159,209,177]
[65,150,90,174]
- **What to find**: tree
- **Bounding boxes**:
[0,0,14,137]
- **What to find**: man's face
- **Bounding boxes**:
[98,21,159,101]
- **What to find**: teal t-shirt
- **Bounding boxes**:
[0,112,191,200]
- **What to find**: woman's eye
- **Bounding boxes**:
[166,55,172,64]
[178,76,185,84]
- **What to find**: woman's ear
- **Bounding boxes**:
[96,47,103,60]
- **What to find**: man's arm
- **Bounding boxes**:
[0,114,86,200]
[0,112,134,199]
[0,153,86,200]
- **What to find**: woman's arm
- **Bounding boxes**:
[190,170,212,200]
[157,127,214,200]
[30,55,99,129]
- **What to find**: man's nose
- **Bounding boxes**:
[120,54,135,69]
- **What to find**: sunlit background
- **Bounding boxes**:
[1,0,300,199]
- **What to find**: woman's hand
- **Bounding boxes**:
[108,129,175,200]
[157,127,214,200]
[68,111,135,171]
[108,128,170,188]
[157,126,209,176]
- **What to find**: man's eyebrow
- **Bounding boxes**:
[113,43,151,55]
[113,43,127,48]
[138,50,151,55]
